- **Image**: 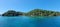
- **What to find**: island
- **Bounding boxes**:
[2,10,24,16]
[26,9,60,16]
[2,9,60,16]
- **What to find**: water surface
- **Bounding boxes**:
[0,16,60,27]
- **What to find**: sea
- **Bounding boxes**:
[0,16,60,27]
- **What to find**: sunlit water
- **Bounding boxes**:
[0,16,60,27]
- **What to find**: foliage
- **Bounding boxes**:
[2,10,23,16]
[26,9,60,16]
[2,9,60,16]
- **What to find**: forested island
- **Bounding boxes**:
[2,9,60,16]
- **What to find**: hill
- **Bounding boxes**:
[2,9,60,16]
[2,10,24,16]
[26,9,60,16]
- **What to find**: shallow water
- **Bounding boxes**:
[0,16,60,27]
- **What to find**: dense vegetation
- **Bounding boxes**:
[2,9,60,16]
[26,9,60,16]
[2,10,24,16]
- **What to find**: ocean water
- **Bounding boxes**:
[0,16,60,27]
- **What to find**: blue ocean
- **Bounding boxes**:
[0,16,60,27]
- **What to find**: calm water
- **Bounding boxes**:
[0,16,60,27]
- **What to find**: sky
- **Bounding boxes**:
[0,0,60,14]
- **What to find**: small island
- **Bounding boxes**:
[2,9,60,16]
[2,10,24,16]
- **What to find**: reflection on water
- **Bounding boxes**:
[0,16,60,27]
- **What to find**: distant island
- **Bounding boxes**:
[2,9,60,16]
[2,10,24,16]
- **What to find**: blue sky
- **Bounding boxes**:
[0,0,60,14]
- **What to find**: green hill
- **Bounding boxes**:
[26,9,60,16]
[2,10,24,16]
[2,9,60,16]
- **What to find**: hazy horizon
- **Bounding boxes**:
[0,0,60,14]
